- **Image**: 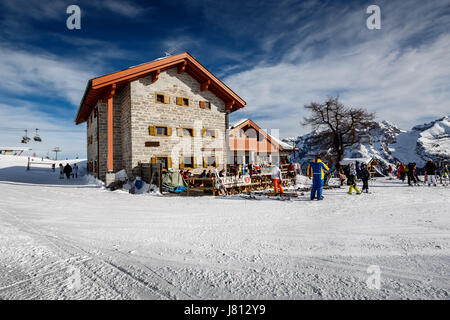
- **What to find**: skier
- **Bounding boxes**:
[59,163,64,179]
[386,165,393,179]
[398,163,406,182]
[338,166,346,187]
[271,163,284,194]
[407,162,417,186]
[424,159,437,186]
[442,164,449,186]
[347,163,361,195]
[361,163,370,193]
[63,163,72,180]
[73,163,79,178]
[306,156,329,200]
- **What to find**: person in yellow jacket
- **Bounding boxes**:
[307,157,329,200]
[347,163,361,194]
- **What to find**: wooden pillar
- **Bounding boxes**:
[107,84,116,172]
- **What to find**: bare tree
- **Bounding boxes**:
[302,96,375,164]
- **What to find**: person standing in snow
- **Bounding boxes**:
[347,163,361,195]
[361,164,370,193]
[271,163,284,194]
[398,163,406,182]
[63,163,72,180]
[442,164,449,187]
[338,166,346,187]
[59,163,64,179]
[407,162,417,186]
[307,156,329,200]
[73,163,79,178]
[355,161,362,179]
[424,159,437,186]
[386,165,393,179]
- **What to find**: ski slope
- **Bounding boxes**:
[0,155,449,300]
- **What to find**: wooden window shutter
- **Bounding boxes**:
[192,128,196,137]
[176,97,183,105]
[202,129,207,137]
[168,157,172,169]
[193,157,197,169]
[179,157,184,169]
[214,130,219,138]
[203,156,207,168]
[149,126,156,136]
[177,128,183,137]
[215,157,219,168]
[164,95,170,104]
[167,127,173,136]
[199,101,205,109]
[151,157,157,164]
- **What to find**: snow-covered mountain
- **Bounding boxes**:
[286,116,450,170]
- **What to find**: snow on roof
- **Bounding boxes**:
[229,118,249,129]
[0,147,31,151]
[267,133,294,150]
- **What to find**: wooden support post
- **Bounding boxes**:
[107,84,116,172]
[158,162,162,194]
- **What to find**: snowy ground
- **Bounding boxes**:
[0,155,449,300]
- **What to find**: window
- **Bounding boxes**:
[155,93,169,104]
[202,129,217,138]
[149,125,172,137]
[180,156,196,169]
[156,126,167,136]
[177,127,195,137]
[176,97,190,107]
[199,101,211,110]
[203,156,218,168]
[94,108,98,118]
[151,156,172,170]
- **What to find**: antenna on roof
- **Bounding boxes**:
[163,43,182,58]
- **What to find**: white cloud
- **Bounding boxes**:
[0,102,85,159]
[225,0,450,138]
[0,44,96,106]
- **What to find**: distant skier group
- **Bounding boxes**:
[59,163,79,180]
[396,159,448,187]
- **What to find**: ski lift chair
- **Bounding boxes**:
[33,128,42,142]
[21,130,31,144]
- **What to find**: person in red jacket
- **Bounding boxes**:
[398,163,406,182]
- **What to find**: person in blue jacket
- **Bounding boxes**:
[307,156,329,200]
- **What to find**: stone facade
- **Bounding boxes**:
[87,67,230,182]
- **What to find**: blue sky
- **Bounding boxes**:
[0,0,449,159]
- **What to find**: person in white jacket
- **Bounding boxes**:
[271,163,284,194]
[73,163,79,178]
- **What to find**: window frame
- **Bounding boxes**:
[202,128,218,138]
[178,127,195,137]
[203,156,218,168]
[176,96,190,107]
[199,101,211,110]
[180,156,196,169]
[151,156,172,170]
[149,125,172,137]
[155,93,169,104]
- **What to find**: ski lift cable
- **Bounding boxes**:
[0,126,82,133]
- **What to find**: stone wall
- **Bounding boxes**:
[129,68,229,178]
